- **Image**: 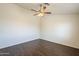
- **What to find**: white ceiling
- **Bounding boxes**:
[16,3,79,14]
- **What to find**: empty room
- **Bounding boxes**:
[0,3,79,56]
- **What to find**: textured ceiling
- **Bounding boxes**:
[16,3,79,14]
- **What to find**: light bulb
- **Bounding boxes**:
[37,13,44,16]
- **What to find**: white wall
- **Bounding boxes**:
[41,14,79,49]
[0,4,40,49]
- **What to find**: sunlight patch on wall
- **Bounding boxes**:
[53,22,73,40]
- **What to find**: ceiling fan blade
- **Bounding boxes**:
[33,13,39,16]
[44,3,50,6]
[39,4,43,12]
[45,12,52,14]
[15,4,39,12]
[30,9,39,12]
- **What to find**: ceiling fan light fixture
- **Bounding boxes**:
[37,13,44,16]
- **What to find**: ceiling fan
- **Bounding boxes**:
[30,3,52,16]
[16,3,52,16]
